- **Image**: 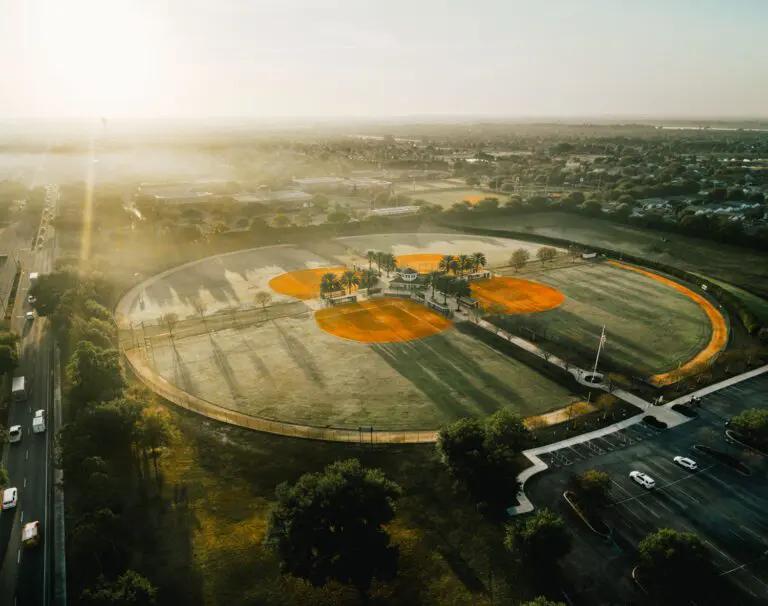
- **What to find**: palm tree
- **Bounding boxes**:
[452,279,471,311]
[471,252,487,273]
[366,250,377,270]
[319,272,338,298]
[375,252,385,273]
[360,269,379,289]
[439,254,456,274]
[341,269,360,294]
[435,275,455,305]
[457,254,472,277]
[384,253,397,277]
[425,271,443,298]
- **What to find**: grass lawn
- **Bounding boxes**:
[490,262,712,376]
[152,404,534,606]
[692,273,768,326]
[447,212,768,299]
[405,189,501,208]
[150,312,581,430]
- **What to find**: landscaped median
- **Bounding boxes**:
[562,490,612,539]
[692,444,752,476]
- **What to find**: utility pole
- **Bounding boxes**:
[591,326,606,378]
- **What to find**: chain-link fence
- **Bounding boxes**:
[123,345,437,444]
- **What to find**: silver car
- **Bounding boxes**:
[673,456,697,471]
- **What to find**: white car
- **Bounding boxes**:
[2,487,18,510]
[629,470,656,489]
[9,425,22,443]
[27,295,36,304]
[25,311,34,322]
[673,456,698,471]
[22,521,41,548]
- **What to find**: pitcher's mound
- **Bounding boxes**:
[316,297,452,343]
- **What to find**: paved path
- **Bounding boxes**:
[509,363,768,516]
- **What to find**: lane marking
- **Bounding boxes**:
[16,549,20,564]
[23,478,26,487]
[25,449,28,461]
[20,511,24,523]
[705,540,738,565]
[741,525,768,544]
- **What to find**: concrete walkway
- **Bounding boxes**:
[508,363,768,516]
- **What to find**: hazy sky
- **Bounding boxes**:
[2,0,767,119]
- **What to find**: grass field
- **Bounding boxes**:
[448,211,768,299]
[153,406,532,606]
[149,312,581,431]
[405,189,500,208]
[490,262,713,376]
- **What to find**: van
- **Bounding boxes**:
[32,410,46,434]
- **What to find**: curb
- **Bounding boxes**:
[725,429,768,457]
[562,491,612,538]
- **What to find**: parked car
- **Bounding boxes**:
[2,487,18,510]
[673,456,698,470]
[9,425,22,443]
[629,470,656,489]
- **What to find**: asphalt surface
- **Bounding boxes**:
[526,373,768,606]
[0,185,58,606]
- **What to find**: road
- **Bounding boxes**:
[0,184,59,606]
[527,374,768,605]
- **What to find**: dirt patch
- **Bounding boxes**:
[472,277,565,314]
[315,297,452,343]
[607,261,728,386]
[268,266,347,300]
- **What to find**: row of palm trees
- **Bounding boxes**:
[365,251,398,276]
[437,252,487,276]
[319,268,380,298]
[423,272,472,309]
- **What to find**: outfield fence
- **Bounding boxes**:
[123,345,438,444]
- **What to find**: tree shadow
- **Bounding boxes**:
[272,320,325,386]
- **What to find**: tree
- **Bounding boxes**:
[452,278,471,310]
[536,247,557,263]
[510,248,530,272]
[254,291,272,313]
[438,254,457,274]
[434,274,455,305]
[0,464,8,487]
[436,418,487,482]
[327,209,350,223]
[273,214,291,228]
[80,569,157,606]
[595,393,618,421]
[340,269,360,295]
[425,271,442,298]
[383,253,397,277]
[476,198,499,212]
[730,408,768,451]
[67,341,125,406]
[191,297,207,325]
[138,406,175,477]
[359,269,379,290]
[365,250,377,270]
[484,410,529,467]
[266,458,401,595]
[456,254,472,277]
[570,470,611,511]
[319,272,340,298]
[471,252,487,273]
[0,344,19,376]
[160,313,179,340]
[520,598,566,606]
[504,508,572,568]
[582,199,603,215]
[637,529,712,598]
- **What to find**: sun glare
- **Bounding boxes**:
[36,0,162,117]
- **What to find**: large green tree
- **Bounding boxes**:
[730,408,768,451]
[504,508,572,568]
[67,341,125,406]
[266,458,402,595]
[520,598,566,606]
[510,248,530,272]
[637,528,712,599]
[80,569,157,606]
[0,343,19,375]
[569,469,611,511]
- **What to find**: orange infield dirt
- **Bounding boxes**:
[471,277,566,314]
[607,261,728,386]
[269,267,348,300]
[395,253,443,272]
[315,297,452,343]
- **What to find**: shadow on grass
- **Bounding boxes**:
[272,319,325,386]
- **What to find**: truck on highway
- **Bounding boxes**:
[29,272,39,283]
[12,376,26,402]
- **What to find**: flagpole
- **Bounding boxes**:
[591,326,606,378]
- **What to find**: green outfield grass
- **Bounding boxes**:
[489,262,713,376]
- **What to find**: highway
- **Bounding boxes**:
[0,184,59,606]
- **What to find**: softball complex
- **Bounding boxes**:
[116,233,726,441]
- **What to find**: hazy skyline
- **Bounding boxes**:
[2,0,767,120]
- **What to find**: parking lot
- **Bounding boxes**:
[527,373,768,605]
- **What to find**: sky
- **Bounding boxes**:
[1,0,767,120]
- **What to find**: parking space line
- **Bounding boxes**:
[705,540,738,565]
[741,526,768,545]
